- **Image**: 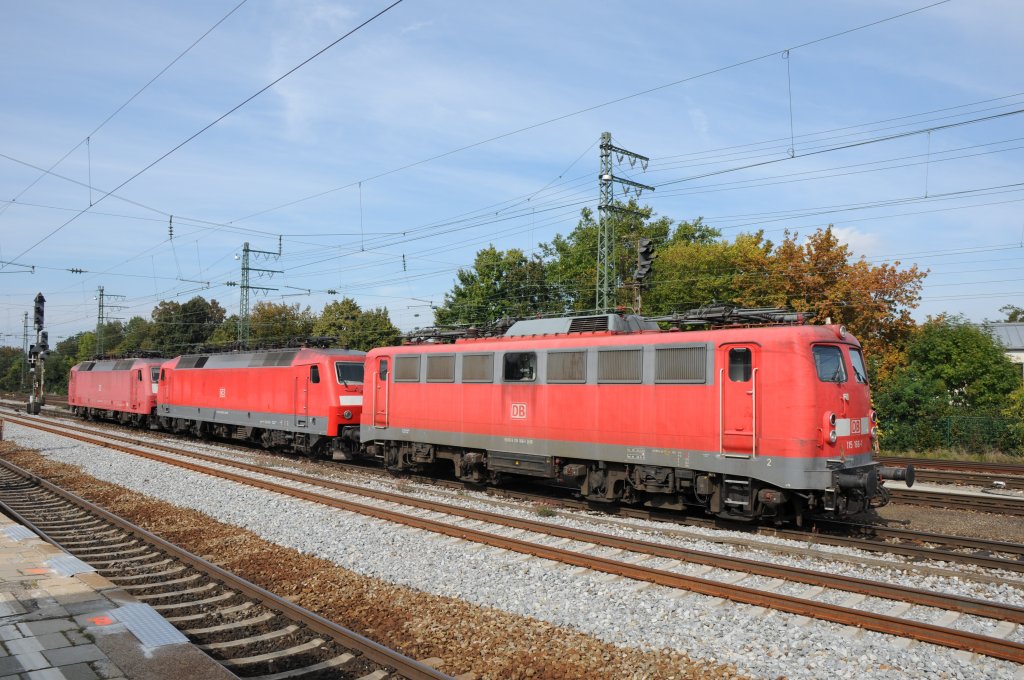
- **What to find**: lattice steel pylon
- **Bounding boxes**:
[232,238,282,348]
[596,132,653,313]
[95,286,125,357]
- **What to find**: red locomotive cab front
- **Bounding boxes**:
[811,327,874,460]
[328,355,365,457]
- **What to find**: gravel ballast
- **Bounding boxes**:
[2,422,1022,679]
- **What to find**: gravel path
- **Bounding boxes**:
[2,422,1023,679]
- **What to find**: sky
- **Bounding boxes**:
[1,0,1023,348]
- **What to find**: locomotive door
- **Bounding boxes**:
[719,344,759,456]
[373,357,389,428]
[294,374,309,427]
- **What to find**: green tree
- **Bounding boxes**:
[1001,304,1024,322]
[313,298,363,346]
[0,347,25,391]
[312,298,400,351]
[150,296,226,353]
[346,307,400,351]
[249,301,314,345]
[875,317,1021,451]
[541,201,692,312]
[433,246,554,326]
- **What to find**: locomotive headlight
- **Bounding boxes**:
[870,426,878,439]
[838,325,847,339]
[829,429,838,444]
[828,412,837,426]
[342,410,353,420]
[870,410,877,423]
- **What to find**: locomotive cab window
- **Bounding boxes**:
[813,345,847,383]
[310,365,320,384]
[503,352,536,382]
[728,348,751,382]
[150,367,160,382]
[336,361,363,385]
[849,348,868,384]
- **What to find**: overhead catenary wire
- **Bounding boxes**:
[1,0,406,269]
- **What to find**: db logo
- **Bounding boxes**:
[851,419,861,435]
[511,403,527,419]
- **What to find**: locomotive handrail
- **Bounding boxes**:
[752,367,758,458]
[718,368,724,454]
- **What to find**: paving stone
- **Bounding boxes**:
[26,669,64,680]
[0,655,22,675]
[4,638,42,656]
[63,632,89,646]
[0,626,21,642]
[16,621,76,638]
[61,601,109,618]
[54,662,99,680]
[42,644,106,667]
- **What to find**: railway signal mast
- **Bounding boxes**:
[27,293,47,414]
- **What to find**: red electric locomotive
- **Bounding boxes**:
[156,348,365,457]
[360,312,911,522]
[68,358,165,426]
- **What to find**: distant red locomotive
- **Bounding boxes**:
[360,312,911,522]
[68,358,165,425]
[156,348,365,457]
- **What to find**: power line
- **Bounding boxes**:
[2,0,405,269]
[0,1,249,220]
[229,0,952,225]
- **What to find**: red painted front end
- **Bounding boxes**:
[68,359,164,416]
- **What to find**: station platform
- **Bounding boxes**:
[0,519,231,680]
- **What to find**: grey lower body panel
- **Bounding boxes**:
[160,404,329,437]
[362,425,874,491]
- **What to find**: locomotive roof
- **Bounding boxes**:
[73,357,166,372]
[378,323,860,354]
[169,347,365,369]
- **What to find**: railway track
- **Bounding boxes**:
[887,487,1024,516]
[3,414,1024,663]
[878,455,1024,490]
[0,456,450,680]
[7,406,1024,575]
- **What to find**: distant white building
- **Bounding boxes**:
[985,322,1024,377]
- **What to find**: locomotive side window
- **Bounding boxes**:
[849,348,868,384]
[656,346,707,383]
[336,361,364,385]
[394,355,421,382]
[160,369,166,381]
[137,370,143,382]
[548,350,586,383]
[310,365,320,384]
[503,352,536,382]
[813,345,847,382]
[598,348,642,383]
[426,355,455,382]
[728,348,751,382]
[462,354,493,383]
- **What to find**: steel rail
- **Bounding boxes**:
[10,408,1024,571]
[0,455,451,680]
[5,415,1024,663]
[889,488,1024,515]
[878,456,1024,476]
